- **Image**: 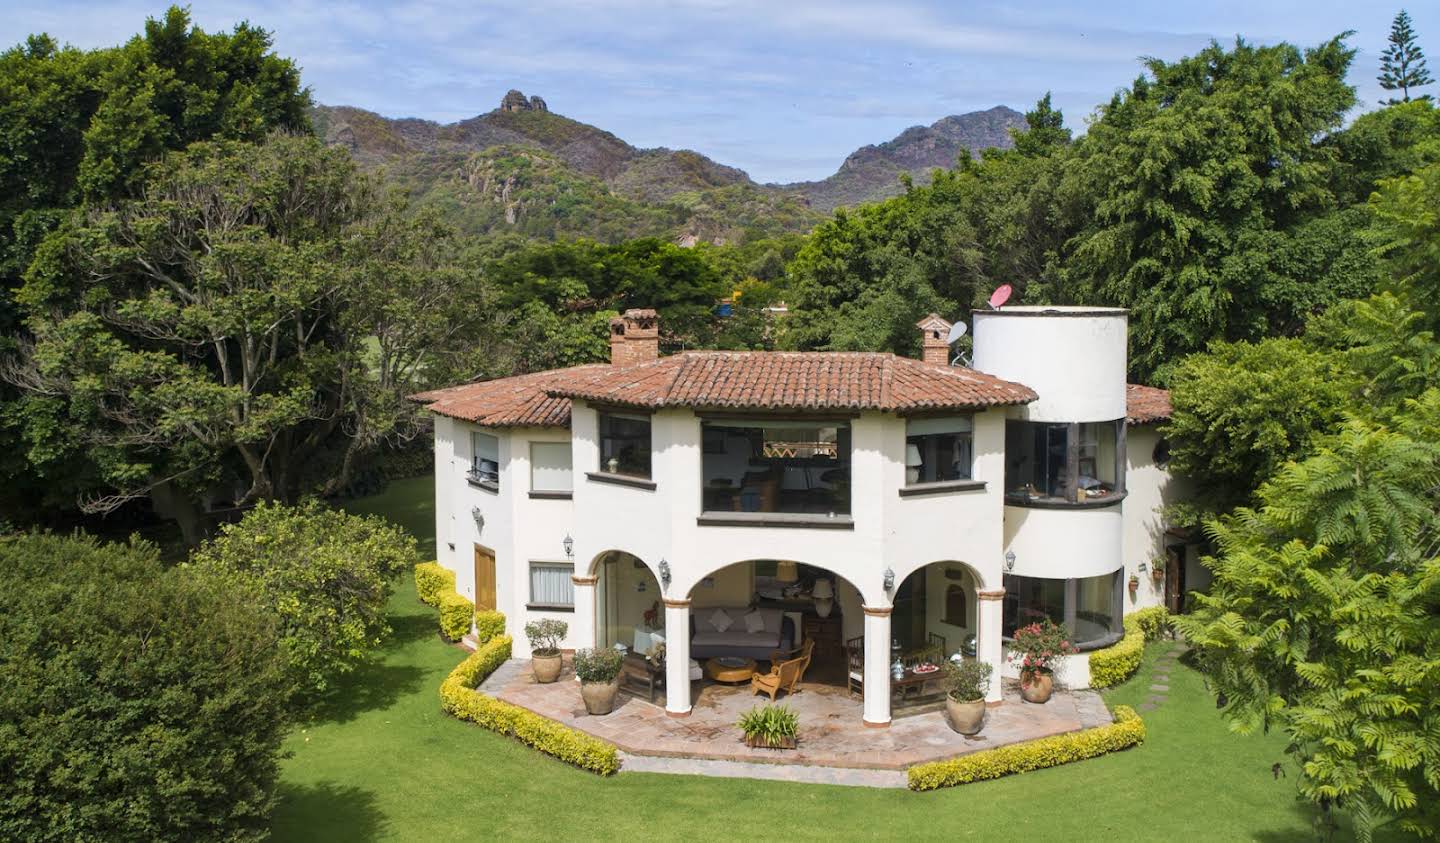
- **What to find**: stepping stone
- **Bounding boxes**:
[1137,702,1158,712]
[1146,694,1166,705]
[1150,684,1170,692]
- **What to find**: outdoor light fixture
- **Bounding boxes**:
[883,567,895,592]
[471,506,484,532]
[562,534,574,560]
[1005,551,1016,571]
[658,558,671,588]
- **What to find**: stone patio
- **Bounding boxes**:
[480,657,1112,772]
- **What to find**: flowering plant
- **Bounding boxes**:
[1009,619,1074,682]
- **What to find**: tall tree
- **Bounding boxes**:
[1379,9,1434,104]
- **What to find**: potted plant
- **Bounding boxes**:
[941,659,993,735]
[1128,572,1141,593]
[738,703,798,749]
[1009,619,1074,704]
[524,619,567,684]
[573,647,624,715]
[1150,556,1166,583]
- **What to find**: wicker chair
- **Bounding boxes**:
[768,638,815,685]
[751,654,805,701]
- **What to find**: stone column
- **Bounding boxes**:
[977,589,1006,705]
[570,575,597,651]
[663,598,692,717]
[862,606,892,727]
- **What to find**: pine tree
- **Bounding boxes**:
[1379,9,1433,103]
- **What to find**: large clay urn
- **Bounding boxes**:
[532,652,563,684]
[580,678,620,715]
[945,695,986,735]
[1020,669,1054,704]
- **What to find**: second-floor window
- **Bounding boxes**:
[598,412,651,478]
[905,416,973,485]
[701,419,850,515]
[1004,420,1124,505]
[531,442,573,493]
[470,431,500,489]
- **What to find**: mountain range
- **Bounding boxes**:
[311,91,1024,244]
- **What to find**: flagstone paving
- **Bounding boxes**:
[480,657,1113,773]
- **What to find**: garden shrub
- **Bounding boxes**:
[908,705,1145,791]
[474,609,506,643]
[0,533,292,840]
[414,561,455,606]
[1088,606,1172,689]
[438,591,474,640]
[439,635,620,775]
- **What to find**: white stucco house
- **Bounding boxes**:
[412,305,1203,727]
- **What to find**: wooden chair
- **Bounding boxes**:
[845,635,865,697]
[768,638,815,685]
[751,655,805,701]
[620,652,664,703]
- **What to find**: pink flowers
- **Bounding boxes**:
[1010,619,1075,678]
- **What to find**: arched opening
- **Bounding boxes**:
[893,562,981,662]
[591,550,662,653]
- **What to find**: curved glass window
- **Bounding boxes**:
[1002,570,1123,651]
[1005,420,1125,505]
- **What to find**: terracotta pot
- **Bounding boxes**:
[945,695,986,735]
[580,678,620,715]
[1020,669,1054,704]
[531,652,563,684]
[1151,568,1165,582]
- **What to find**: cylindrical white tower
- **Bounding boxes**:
[971,306,1127,422]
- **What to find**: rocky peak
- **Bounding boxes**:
[500,89,548,113]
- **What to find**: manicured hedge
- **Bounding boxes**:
[907,705,1145,791]
[1089,606,1173,689]
[438,591,474,641]
[475,609,506,644]
[414,562,454,607]
[439,634,621,776]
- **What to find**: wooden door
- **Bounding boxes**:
[1164,545,1185,615]
[474,545,497,611]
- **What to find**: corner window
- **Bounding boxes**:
[470,432,499,489]
[1002,570,1122,651]
[598,412,651,478]
[905,416,973,485]
[530,442,573,492]
[1004,420,1125,505]
[528,561,574,609]
[701,420,850,515]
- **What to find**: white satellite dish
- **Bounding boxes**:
[946,322,968,344]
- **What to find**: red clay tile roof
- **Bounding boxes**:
[409,365,608,427]
[1126,383,1172,424]
[412,353,1036,426]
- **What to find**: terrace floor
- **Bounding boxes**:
[479,656,1112,773]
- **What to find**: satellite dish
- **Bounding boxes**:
[946,322,968,344]
[988,284,1013,310]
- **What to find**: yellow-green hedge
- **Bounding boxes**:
[414,562,455,606]
[440,635,621,776]
[1088,606,1173,689]
[908,705,1145,791]
[438,591,474,641]
[474,609,505,644]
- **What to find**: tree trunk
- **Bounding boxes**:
[151,479,206,547]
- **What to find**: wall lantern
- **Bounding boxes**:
[563,534,574,560]
[883,567,895,592]
[471,507,485,532]
[1005,551,1016,572]
[658,558,672,589]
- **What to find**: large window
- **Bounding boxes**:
[528,561,574,609]
[470,432,499,489]
[1003,570,1123,650]
[905,416,973,485]
[1004,420,1124,505]
[700,420,850,515]
[598,412,651,478]
[530,442,573,493]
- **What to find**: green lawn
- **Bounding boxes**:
[272,475,1366,841]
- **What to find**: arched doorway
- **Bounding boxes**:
[591,550,662,653]
[892,561,982,661]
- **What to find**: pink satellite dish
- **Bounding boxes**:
[987,284,1013,309]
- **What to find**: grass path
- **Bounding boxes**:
[270,475,1363,841]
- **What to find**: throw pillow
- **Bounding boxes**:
[743,610,766,634]
[709,608,733,633]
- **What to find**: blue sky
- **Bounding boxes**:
[4,2,1434,183]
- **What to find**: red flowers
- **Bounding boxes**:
[1010,619,1075,678]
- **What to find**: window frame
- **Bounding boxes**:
[1003,419,1126,507]
[596,410,653,480]
[526,560,576,611]
[529,441,573,495]
[697,417,852,518]
[904,414,975,489]
[1001,569,1124,651]
[469,431,500,491]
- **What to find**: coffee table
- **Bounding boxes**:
[704,656,758,684]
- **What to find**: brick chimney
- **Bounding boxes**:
[916,313,953,365]
[609,308,659,365]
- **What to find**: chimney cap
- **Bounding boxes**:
[916,313,952,333]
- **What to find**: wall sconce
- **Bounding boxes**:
[658,558,671,589]
[1005,551,1016,572]
[563,534,574,560]
[883,568,895,592]
[471,507,484,532]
